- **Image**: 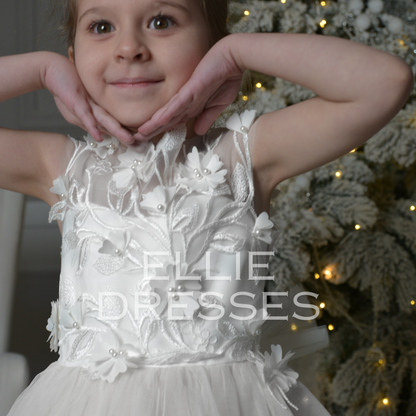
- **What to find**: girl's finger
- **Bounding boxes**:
[89,100,134,144]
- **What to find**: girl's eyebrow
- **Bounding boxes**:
[78,1,189,24]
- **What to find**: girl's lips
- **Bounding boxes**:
[109,78,163,88]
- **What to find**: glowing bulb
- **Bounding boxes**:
[281,0,286,3]
[411,300,415,305]
[382,398,389,405]
[398,39,405,46]
[291,323,298,331]
[320,302,325,309]
[335,171,342,177]
[256,82,262,88]
[244,10,250,16]
[314,273,320,279]
[321,0,326,5]
[328,324,334,331]
[355,224,361,230]
[378,359,385,365]
[410,205,415,211]
[320,19,327,28]
[324,269,332,279]
[350,148,357,153]
[242,95,248,101]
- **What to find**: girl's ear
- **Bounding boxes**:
[68,46,74,63]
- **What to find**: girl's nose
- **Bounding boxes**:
[113,31,150,62]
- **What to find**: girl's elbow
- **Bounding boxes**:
[393,60,414,99]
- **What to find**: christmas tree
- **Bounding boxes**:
[227,1,416,415]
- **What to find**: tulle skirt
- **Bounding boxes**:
[7,360,330,416]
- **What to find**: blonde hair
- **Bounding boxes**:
[58,0,229,49]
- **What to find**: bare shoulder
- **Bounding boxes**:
[0,127,68,204]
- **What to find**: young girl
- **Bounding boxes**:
[2,0,413,415]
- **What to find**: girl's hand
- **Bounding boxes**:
[42,54,133,144]
[135,38,244,141]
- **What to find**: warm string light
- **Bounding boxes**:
[314,273,320,280]
[320,302,326,309]
[323,268,332,280]
[244,10,250,16]
[281,0,287,3]
[256,82,262,88]
[411,300,415,305]
[382,398,389,406]
[410,205,415,211]
[328,324,334,331]
[320,19,327,28]
[350,148,357,153]
[398,39,405,46]
[335,170,342,178]
[242,95,248,101]
[320,1,327,5]
[291,323,298,331]
[355,224,361,230]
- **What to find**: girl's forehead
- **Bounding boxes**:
[77,0,198,13]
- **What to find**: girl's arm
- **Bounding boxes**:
[0,52,132,204]
[137,33,413,203]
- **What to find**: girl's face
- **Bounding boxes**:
[72,0,211,135]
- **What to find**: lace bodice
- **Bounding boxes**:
[46,111,288,387]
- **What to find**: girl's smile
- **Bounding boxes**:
[72,0,210,137]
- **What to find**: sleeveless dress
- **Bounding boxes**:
[7,110,331,416]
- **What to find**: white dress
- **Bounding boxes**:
[7,111,331,416]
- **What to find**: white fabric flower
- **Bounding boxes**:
[46,300,61,352]
[140,185,176,214]
[253,212,274,244]
[84,134,119,158]
[60,301,89,331]
[50,175,69,199]
[147,262,202,319]
[225,110,257,135]
[113,144,155,188]
[263,344,299,392]
[177,147,227,192]
[98,231,132,258]
[87,329,145,383]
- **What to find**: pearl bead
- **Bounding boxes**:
[119,350,124,356]
[89,142,97,148]
[203,169,211,175]
[255,229,260,235]
[133,159,139,164]
[177,285,184,291]
[131,165,136,170]
[255,329,261,335]
[73,322,78,328]
[168,287,174,292]
[108,143,114,149]
[109,348,115,355]
[157,204,164,211]
[240,126,248,133]
[196,173,202,179]
[193,168,199,173]
[172,294,179,301]
[112,351,118,357]
[60,193,66,199]
[115,249,121,255]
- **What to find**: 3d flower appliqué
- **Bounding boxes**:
[113,144,155,188]
[253,212,274,244]
[46,300,61,352]
[86,329,145,383]
[263,344,299,392]
[147,262,202,319]
[225,110,257,135]
[177,147,227,192]
[139,185,177,214]
[95,231,132,275]
[85,134,119,158]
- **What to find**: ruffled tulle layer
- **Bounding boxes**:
[7,360,330,416]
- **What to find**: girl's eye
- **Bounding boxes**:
[91,21,113,34]
[149,16,174,30]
